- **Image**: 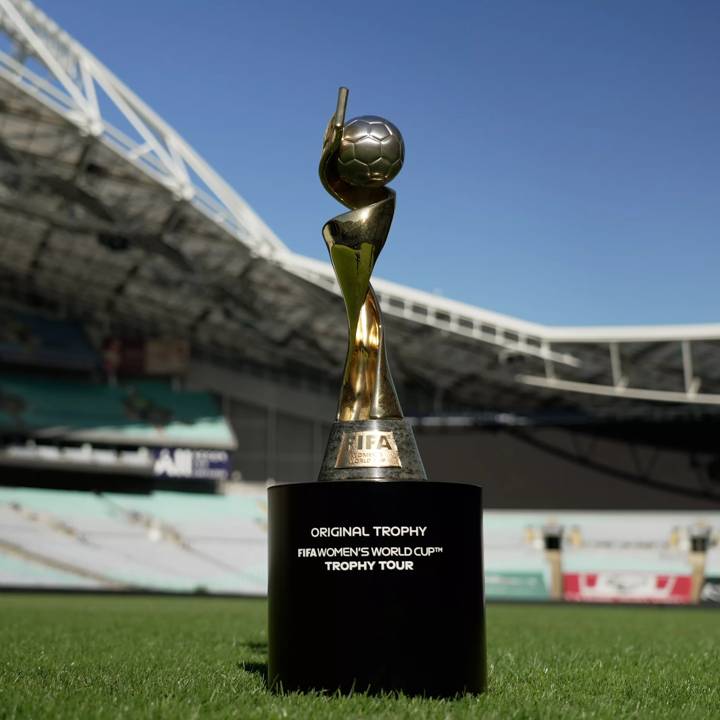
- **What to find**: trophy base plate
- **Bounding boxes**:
[267,480,486,697]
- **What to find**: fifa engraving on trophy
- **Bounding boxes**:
[335,430,402,469]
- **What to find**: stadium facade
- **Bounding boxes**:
[0,0,718,511]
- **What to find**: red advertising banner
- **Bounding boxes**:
[563,572,692,604]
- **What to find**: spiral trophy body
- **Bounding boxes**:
[318,87,426,481]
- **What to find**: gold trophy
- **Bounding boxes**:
[318,87,426,482]
[267,88,486,697]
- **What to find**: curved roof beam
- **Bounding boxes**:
[0,0,288,258]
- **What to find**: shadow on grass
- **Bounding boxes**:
[240,640,267,653]
[238,662,268,689]
[238,640,268,686]
[237,644,478,699]
[240,661,268,686]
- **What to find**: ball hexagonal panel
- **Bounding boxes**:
[337,115,404,188]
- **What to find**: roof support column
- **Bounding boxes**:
[609,342,627,389]
[681,340,700,396]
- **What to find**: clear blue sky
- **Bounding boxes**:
[46,1,720,326]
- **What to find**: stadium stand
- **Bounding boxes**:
[0,351,236,492]
[0,551,101,588]
[0,487,266,593]
[0,373,234,447]
[0,0,717,608]
[0,305,98,371]
[1,486,717,603]
[1,0,720,423]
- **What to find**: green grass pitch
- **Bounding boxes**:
[0,594,718,719]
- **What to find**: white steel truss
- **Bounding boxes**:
[0,0,286,257]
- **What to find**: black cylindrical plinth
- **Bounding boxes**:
[268,480,486,696]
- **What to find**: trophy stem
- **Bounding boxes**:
[322,192,403,423]
[338,284,402,422]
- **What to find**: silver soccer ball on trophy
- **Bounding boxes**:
[337,115,404,188]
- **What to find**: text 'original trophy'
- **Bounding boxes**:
[267,88,486,697]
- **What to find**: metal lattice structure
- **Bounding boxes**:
[0,0,719,418]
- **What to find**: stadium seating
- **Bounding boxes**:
[0,551,102,588]
[0,307,99,371]
[0,374,234,447]
[0,488,266,594]
[0,487,717,602]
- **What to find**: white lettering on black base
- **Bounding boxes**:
[299,525,443,573]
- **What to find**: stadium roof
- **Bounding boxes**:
[0,0,719,419]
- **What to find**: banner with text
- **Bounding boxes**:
[564,572,692,604]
